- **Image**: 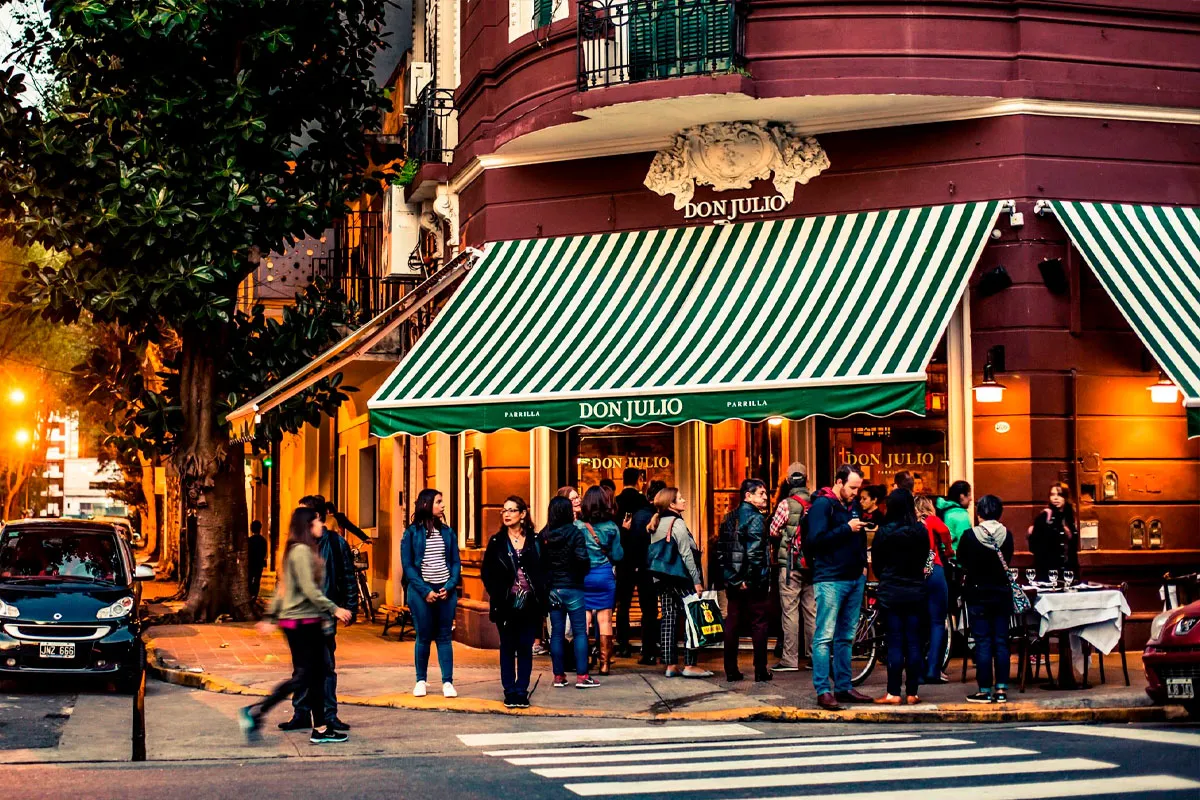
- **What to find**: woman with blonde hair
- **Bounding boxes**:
[646,488,713,678]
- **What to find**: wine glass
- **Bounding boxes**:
[1048,569,1060,589]
[1025,569,1038,587]
[1063,570,1076,591]
[1008,568,1019,584]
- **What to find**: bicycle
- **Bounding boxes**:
[351,540,378,623]
[850,581,954,686]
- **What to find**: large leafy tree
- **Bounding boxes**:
[0,0,389,620]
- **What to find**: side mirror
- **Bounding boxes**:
[133,564,155,581]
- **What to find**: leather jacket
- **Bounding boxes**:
[317,530,358,616]
[717,502,770,591]
[481,530,546,623]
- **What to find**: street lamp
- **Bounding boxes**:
[972,359,1006,404]
[8,388,25,405]
[14,428,31,446]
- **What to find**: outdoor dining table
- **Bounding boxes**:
[1025,585,1131,686]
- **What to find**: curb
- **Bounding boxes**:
[144,642,1179,724]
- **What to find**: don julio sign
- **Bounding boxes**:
[683,194,789,223]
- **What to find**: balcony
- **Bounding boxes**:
[307,211,405,317]
[406,83,456,165]
[578,0,745,91]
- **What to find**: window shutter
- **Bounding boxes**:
[534,0,553,27]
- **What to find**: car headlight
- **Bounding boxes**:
[0,599,18,618]
[1149,610,1175,642]
[96,597,135,620]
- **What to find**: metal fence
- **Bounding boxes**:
[308,211,404,316]
[406,83,456,164]
[578,0,745,90]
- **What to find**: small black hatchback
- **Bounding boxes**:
[0,519,152,692]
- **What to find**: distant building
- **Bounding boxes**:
[41,414,126,519]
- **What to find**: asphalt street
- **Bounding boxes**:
[2,676,1198,800]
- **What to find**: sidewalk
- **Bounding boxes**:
[144,619,1182,724]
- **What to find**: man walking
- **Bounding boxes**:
[936,480,974,550]
[614,468,650,658]
[768,463,814,673]
[629,478,666,664]
[278,495,357,732]
[808,465,871,710]
[718,479,773,683]
[247,519,267,600]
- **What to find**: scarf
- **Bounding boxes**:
[972,519,1009,551]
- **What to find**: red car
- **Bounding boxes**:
[1144,598,1200,718]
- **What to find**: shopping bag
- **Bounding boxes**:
[683,590,725,648]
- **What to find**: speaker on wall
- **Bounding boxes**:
[976,266,1013,298]
[1039,258,1069,294]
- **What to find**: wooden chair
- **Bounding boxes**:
[379,603,412,641]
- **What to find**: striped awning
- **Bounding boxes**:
[1047,201,1200,439]
[368,201,1002,436]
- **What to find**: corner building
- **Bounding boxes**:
[260,0,1200,647]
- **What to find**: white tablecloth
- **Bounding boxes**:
[1034,589,1131,674]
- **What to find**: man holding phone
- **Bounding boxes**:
[807,464,871,710]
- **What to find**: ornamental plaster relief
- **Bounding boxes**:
[644,121,830,210]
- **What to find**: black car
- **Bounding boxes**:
[0,519,153,692]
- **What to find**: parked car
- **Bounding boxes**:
[0,519,153,692]
[1144,597,1200,719]
[89,516,143,547]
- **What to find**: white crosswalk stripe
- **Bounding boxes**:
[458,724,1200,800]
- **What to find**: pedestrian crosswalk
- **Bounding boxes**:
[457,724,1200,799]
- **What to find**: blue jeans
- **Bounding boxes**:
[969,603,1011,691]
[548,587,590,677]
[408,585,457,683]
[884,603,924,698]
[924,564,949,679]
[811,575,866,695]
[498,616,539,696]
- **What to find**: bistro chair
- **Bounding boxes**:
[1080,581,1131,687]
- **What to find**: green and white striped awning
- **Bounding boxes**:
[1047,201,1200,439]
[369,201,1001,436]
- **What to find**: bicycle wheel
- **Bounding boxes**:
[850,614,879,686]
[939,616,953,670]
[358,571,375,623]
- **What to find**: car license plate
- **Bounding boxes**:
[38,642,75,659]
[1166,677,1195,699]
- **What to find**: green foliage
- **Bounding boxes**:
[393,157,421,187]
[0,0,391,335]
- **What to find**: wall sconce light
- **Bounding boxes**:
[767,417,784,426]
[973,356,1006,404]
[1148,371,1180,404]
[976,266,1014,298]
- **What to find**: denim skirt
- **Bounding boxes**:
[583,563,617,611]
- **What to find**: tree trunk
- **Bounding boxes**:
[177,326,255,622]
[156,463,182,581]
[140,457,159,560]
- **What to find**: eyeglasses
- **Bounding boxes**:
[502,507,521,514]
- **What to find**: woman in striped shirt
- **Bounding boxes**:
[401,488,462,698]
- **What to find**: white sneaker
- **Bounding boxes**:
[443,682,458,698]
[413,680,427,697]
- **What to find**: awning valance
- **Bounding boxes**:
[1046,201,1200,439]
[368,201,1002,437]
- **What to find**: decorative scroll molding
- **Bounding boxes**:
[644,121,830,210]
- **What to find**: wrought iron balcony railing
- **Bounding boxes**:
[406,83,456,165]
[578,0,745,91]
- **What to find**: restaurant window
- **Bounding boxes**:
[816,362,950,494]
[568,424,675,491]
[358,445,378,529]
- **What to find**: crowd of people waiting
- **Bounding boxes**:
[239,465,1084,743]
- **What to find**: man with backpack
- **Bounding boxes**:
[716,478,772,683]
[768,463,814,673]
[808,464,872,710]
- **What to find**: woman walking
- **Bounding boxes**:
[646,488,713,678]
[579,486,624,676]
[542,496,598,688]
[482,496,545,708]
[240,507,353,744]
[916,493,954,684]
[401,488,462,699]
[1028,482,1079,584]
[956,494,1015,704]
[871,489,931,705]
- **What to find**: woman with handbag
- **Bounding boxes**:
[916,494,954,684]
[482,496,545,708]
[955,494,1016,704]
[646,488,713,678]
[579,486,624,676]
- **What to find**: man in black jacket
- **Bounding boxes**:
[718,479,772,683]
[613,468,650,658]
[807,465,871,710]
[279,495,358,732]
[627,478,665,664]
